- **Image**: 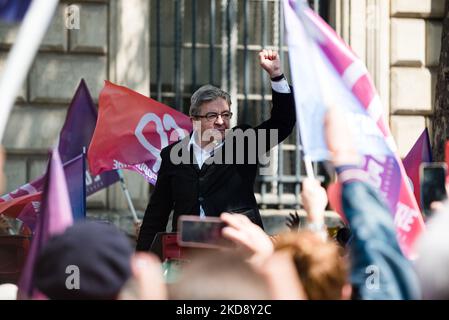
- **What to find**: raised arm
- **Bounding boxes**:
[255,49,296,151]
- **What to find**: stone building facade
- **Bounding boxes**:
[0,0,447,233]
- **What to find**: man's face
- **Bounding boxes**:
[192,98,231,143]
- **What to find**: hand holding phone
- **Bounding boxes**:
[177,215,231,249]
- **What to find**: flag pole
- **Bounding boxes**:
[117,170,140,224]
[304,156,315,179]
[291,0,327,181]
[0,0,60,140]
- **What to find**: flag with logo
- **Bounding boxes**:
[88,81,192,184]
[284,0,425,258]
[0,79,117,229]
[0,154,85,231]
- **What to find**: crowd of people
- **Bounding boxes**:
[0,50,448,301]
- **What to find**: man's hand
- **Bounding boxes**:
[259,49,282,78]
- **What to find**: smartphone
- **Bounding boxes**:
[420,163,448,217]
[177,215,230,249]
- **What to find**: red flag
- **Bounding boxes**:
[0,192,41,219]
[88,81,192,184]
[327,182,346,224]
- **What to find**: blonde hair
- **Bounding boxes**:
[274,231,349,300]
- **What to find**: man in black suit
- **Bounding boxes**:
[136,49,296,251]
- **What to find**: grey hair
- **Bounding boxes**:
[189,85,231,117]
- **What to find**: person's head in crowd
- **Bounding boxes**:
[34,221,166,300]
[274,231,351,300]
[220,212,305,299]
[416,205,449,299]
[170,251,271,300]
[260,247,308,300]
[118,252,167,300]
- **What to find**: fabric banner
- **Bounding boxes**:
[88,81,192,184]
[17,148,73,299]
[284,0,425,258]
[403,129,432,210]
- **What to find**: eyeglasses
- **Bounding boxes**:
[194,111,233,122]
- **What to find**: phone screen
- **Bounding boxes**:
[421,164,447,217]
[178,217,229,248]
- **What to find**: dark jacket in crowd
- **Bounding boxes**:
[136,88,295,251]
[341,176,421,300]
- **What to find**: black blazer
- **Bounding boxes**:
[136,88,296,251]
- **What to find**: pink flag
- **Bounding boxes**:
[17,149,73,299]
[403,129,432,210]
[88,81,192,184]
[0,192,41,219]
[284,0,425,258]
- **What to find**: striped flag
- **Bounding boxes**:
[284,0,425,258]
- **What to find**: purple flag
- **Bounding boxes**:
[403,128,432,210]
[15,154,86,231]
[2,154,85,230]
[58,79,119,195]
[0,0,32,22]
[17,148,73,299]
[65,154,86,221]
[0,80,118,219]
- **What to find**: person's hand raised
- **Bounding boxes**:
[220,212,274,268]
[259,49,282,78]
[301,178,327,225]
